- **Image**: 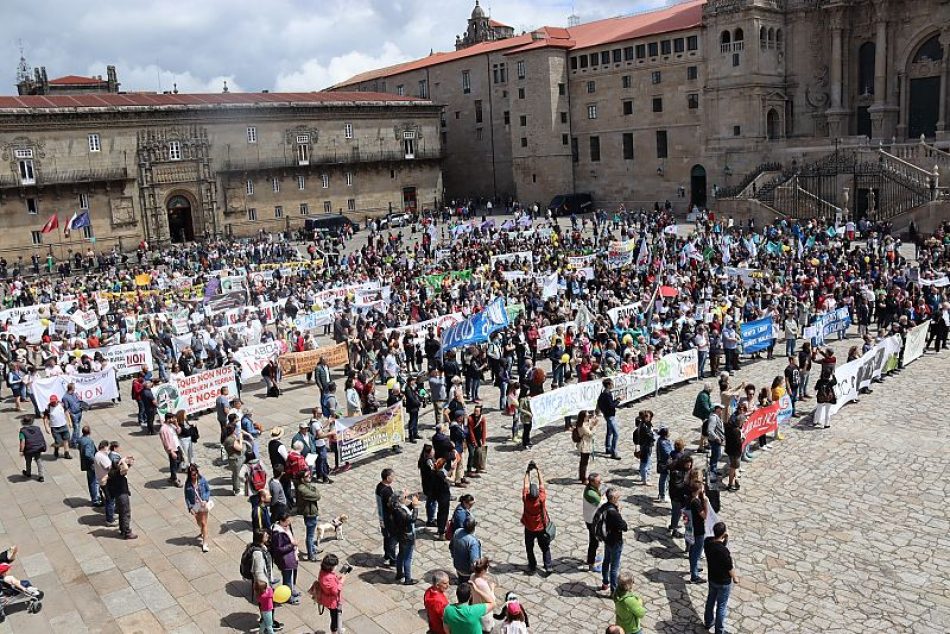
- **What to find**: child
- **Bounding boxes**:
[0,545,40,597]
[256,582,275,634]
[494,591,530,632]
[315,553,346,634]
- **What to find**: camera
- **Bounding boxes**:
[340,563,353,574]
[526,460,536,473]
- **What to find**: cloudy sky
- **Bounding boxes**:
[4,0,678,94]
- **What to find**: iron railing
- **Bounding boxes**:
[220,147,443,173]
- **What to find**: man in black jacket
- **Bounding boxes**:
[404,376,422,442]
[600,488,628,594]
[596,379,621,459]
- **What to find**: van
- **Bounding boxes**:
[547,193,593,216]
[304,215,357,235]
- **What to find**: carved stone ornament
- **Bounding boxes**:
[284,126,319,145]
[0,136,46,162]
[109,196,137,227]
[806,65,831,109]
[392,123,421,141]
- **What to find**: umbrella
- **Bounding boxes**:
[659,285,678,298]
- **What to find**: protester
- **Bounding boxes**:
[596,379,621,460]
[42,394,72,460]
[424,570,451,634]
[520,461,552,576]
[313,553,346,634]
[18,416,47,482]
[582,473,603,573]
[183,464,212,552]
[442,581,496,634]
[573,410,597,484]
[449,518,481,584]
[375,468,397,566]
[269,508,301,605]
[597,487,628,594]
[704,522,738,634]
[295,469,322,562]
[613,572,646,634]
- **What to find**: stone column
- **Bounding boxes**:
[938,30,950,133]
[869,0,897,139]
[827,9,848,138]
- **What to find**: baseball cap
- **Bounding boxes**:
[49,394,59,404]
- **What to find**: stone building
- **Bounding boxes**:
[16,64,120,96]
[0,91,442,257]
[333,0,950,219]
[456,1,515,50]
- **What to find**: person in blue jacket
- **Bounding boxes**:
[183,464,212,552]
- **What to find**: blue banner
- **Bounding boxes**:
[740,317,775,354]
[809,308,851,346]
[441,298,509,352]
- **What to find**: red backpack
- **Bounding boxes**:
[286,452,307,477]
[248,463,268,492]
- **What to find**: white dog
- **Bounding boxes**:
[315,514,348,543]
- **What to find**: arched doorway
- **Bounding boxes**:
[166,195,195,243]
[766,109,780,140]
[690,164,707,209]
[908,34,943,139]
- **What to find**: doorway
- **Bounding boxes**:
[690,165,707,209]
[855,187,880,221]
[909,77,940,139]
[766,109,780,140]
[166,195,195,243]
[402,187,417,213]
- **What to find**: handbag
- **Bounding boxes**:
[542,505,557,542]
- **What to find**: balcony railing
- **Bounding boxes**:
[0,165,129,189]
[221,147,442,173]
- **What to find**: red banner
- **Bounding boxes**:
[741,402,779,449]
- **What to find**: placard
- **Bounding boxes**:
[75,342,154,378]
[233,340,289,383]
[31,368,119,407]
[155,365,239,416]
[336,405,404,461]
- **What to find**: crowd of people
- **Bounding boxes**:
[1,203,949,633]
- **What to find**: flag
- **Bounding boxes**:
[744,237,758,259]
[70,211,91,230]
[40,214,59,234]
[636,238,651,268]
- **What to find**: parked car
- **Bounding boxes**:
[377,212,412,229]
[547,193,593,216]
[305,215,358,235]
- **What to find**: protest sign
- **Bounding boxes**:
[10,320,46,343]
[724,267,767,286]
[219,275,246,293]
[206,290,247,312]
[0,304,50,324]
[441,298,509,351]
[386,313,464,340]
[537,273,559,300]
[31,368,118,407]
[607,241,634,267]
[54,314,75,337]
[418,270,473,288]
[537,322,570,352]
[336,405,404,461]
[741,402,779,449]
[71,309,99,332]
[506,303,525,322]
[740,317,775,354]
[490,251,533,270]
[529,380,603,428]
[903,321,930,366]
[567,254,596,268]
[277,350,322,378]
[155,365,238,416]
[295,309,335,331]
[809,308,852,346]
[829,335,902,416]
[656,349,698,389]
[233,340,288,383]
[77,341,153,378]
[612,364,658,404]
[607,302,641,325]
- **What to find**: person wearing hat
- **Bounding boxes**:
[267,426,288,473]
[42,394,73,460]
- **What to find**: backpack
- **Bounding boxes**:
[240,544,263,580]
[20,425,47,454]
[248,463,268,492]
[592,505,609,543]
[631,423,642,446]
[571,424,582,444]
[443,518,454,542]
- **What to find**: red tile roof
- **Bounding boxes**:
[0,91,428,111]
[48,74,106,86]
[488,19,510,28]
[334,0,705,88]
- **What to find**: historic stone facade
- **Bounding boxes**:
[334,0,950,212]
[0,92,443,256]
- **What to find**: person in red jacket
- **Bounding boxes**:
[521,461,552,576]
[423,570,450,634]
[465,405,487,477]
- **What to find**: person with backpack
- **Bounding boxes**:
[582,473,603,573]
[106,453,137,540]
[812,366,837,429]
[242,531,284,632]
[269,508,300,605]
[241,453,271,527]
[311,553,347,634]
[18,416,47,482]
[573,410,597,484]
[596,379,621,460]
[595,487,628,594]
[633,410,656,486]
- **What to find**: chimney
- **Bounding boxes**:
[106,65,119,92]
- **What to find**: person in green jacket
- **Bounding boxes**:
[692,382,713,453]
[614,572,646,634]
[295,469,322,561]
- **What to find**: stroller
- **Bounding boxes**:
[0,577,43,622]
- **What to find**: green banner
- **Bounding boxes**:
[418,269,473,288]
[506,303,525,322]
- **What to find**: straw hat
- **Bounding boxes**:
[269,426,284,439]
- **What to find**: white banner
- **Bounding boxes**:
[233,340,288,383]
[919,275,950,287]
[386,312,464,340]
[830,335,902,416]
[10,320,46,343]
[529,380,603,428]
[154,365,239,416]
[657,349,699,389]
[491,251,533,270]
[607,302,641,325]
[567,254,596,268]
[76,341,154,378]
[903,321,930,366]
[538,273,559,300]
[537,322,570,352]
[0,304,51,324]
[612,364,658,404]
[31,368,118,407]
[295,309,335,331]
[71,309,99,332]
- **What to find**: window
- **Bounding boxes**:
[687,36,698,51]
[88,133,101,152]
[323,201,332,213]
[588,53,597,67]
[31,230,42,246]
[688,93,699,109]
[612,49,622,63]
[859,42,876,95]
[298,175,306,190]
[274,205,283,219]
[493,63,507,83]
[652,71,662,85]
[558,83,565,95]
[271,177,280,193]
[600,51,610,65]
[589,136,601,162]
[624,46,634,61]
[517,61,526,79]
[81,225,93,239]
[674,38,685,54]
[733,125,742,136]
[687,66,698,81]
[475,128,483,140]
[622,75,632,89]
[396,84,405,96]
[418,79,428,98]
[299,203,309,215]
[26,197,37,215]
[623,100,633,116]
[622,133,634,160]
[652,97,663,113]
[518,87,525,99]
[579,55,588,69]
[587,80,596,93]
[499,63,507,83]
[635,44,646,59]
[520,137,528,148]
[247,207,258,221]
[648,42,658,57]
[79,193,89,209]
[347,198,356,211]
[571,57,578,70]
[247,127,257,144]
[475,100,483,124]
[571,137,579,162]
[441,131,447,146]
[322,174,329,188]
[560,111,568,124]
[519,115,527,127]
[296,141,310,165]
[733,53,740,67]
[562,133,569,145]
[455,111,460,119]
[168,141,181,161]
[18,158,35,185]
[504,111,511,126]
[587,104,598,119]
[462,70,471,93]
[656,130,668,158]
[661,40,672,55]
[403,131,416,159]
[345,172,353,187]
[344,123,353,139]
[246,179,254,195]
